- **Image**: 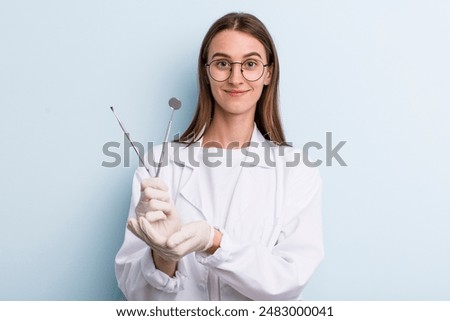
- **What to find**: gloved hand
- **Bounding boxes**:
[161,221,216,261]
[127,177,181,259]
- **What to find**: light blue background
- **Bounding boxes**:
[1,0,449,300]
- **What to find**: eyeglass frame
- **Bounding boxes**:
[205,58,270,82]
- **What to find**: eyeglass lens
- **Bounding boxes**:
[207,59,266,82]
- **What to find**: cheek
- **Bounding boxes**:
[209,83,222,100]
[252,82,266,97]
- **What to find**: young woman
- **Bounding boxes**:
[115,12,323,300]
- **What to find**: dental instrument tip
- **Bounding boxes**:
[168,97,182,110]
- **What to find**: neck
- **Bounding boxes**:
[203,113,254,149]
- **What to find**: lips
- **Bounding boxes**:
[224,89,250,96]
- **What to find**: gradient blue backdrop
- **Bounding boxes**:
[1,0,449,300]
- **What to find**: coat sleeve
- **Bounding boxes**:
[114,167,188,300]
[196,162,324,300]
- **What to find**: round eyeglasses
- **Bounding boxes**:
[205,59,270,82]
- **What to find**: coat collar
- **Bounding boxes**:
[170,124,276,170]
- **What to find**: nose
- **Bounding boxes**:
[228,63,244,84]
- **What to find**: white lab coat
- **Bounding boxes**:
[115,127,324,300]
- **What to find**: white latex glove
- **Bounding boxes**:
[160,221,216,261]
[127,178,181,259]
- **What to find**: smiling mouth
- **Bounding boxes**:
[225,89,249,96]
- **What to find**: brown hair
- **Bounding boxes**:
[178,12,287,145]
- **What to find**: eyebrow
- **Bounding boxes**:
[210,51,263,60]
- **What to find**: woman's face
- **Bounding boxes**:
[206,30,272,118]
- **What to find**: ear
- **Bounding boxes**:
[263,65,272,86]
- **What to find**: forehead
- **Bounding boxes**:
[208,29,267,61]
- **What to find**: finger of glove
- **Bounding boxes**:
[141,187,170,203]
[168,228,212,255]
[128,219,171,254]
[127,219,140,239]
[136,193,151,217]
[147,198,173,212]
[166,224,197,249]
[140,177,168,192]
[138,217,167,246]
[166,237,200,258]
[144,210,167,223]
[127,219,152,246]
[133,225,170,254]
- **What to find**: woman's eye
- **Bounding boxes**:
[244,60,258,69]
[215,60,230,69]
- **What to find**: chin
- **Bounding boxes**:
[217,102,253,115]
